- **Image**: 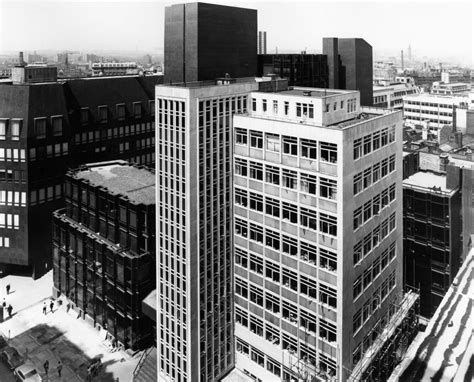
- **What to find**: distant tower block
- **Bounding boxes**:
[401,50,404,71]
[258,31,267,54]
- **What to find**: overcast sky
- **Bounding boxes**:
[0,0,472,65]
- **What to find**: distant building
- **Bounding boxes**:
[403,169,462,318]
[0,67,161,279]
[57,52,68,66]
[373,79,420,109]
[52,161,156,350]
[91,62,140,76]
[323,37,373,106]
[164,2,257,83]
[258,31,267,54]
[431,82,471,95]
[257,53,328,88]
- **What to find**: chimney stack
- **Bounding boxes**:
[439,153,450,172]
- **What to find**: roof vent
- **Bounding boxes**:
[303,90,312,96]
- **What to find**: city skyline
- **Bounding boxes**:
[0,0,472,66]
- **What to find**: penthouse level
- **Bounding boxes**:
[0,68,162,278]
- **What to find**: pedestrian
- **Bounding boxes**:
[2,298,5,308]
[7,304,12,318]
[50,300,54,313]
[57,360,62,377]
[5,284,10,295]
[44,360,49,375]
[43,302,47,315]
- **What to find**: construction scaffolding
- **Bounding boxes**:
[348,289,420,382]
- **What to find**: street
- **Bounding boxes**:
[0,359,16,382]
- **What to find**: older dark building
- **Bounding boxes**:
[323,37,373,106]
[164,2,257,83]
[0,65,161,279]
[257,54,328,88]
[52,161,155,350]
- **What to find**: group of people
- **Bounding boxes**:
[43,359,63,377]
[42,299,56,315]
[2,283,13,318]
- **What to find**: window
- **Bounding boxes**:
[320,177,337,200]
[235,306,248,327]
[117,104,126,121]
[301,173,317,194]
[301,207,317,230]
[320,248,337,272]
[320,284,337,308]
[266,133,280,152]
[320,213,337,236]
[353,275,362,299]
[235,188,248,207]
[284,101,289,115]
[267,358,281,377]
[282,235,298,257]
[81,108,89,125]
[353,242,362,265]
[249,192,263,212]
[282,300,298,323]
[282,169,297,189]
[235,158,248,177]
[282,202,298,223]
[265,260,280,282]
[249,252,264,273]
[265,165,280,185]
[389,154,396,173]
[236,128,248,145]
[320,142,337,163]
[133,102,142,118]
[353,310,362,333]
[11,119,21,140]
[0,119,6,140]
[149,100,155,116]
[250,130,263,148]
[389,125,395,143]
[265,229,280,250]
[381,128,389,146]
[262,99,267,112]
[363,135,371,155]
[35,118,47,139]
[265,197,280,218]
[249,315,264,337]
[98,106,108,123]
[265,292,280,314]
[235,218,248,238]
[249,284,264,306]
[372,163,381,183]
[363,168,372,189]
[252,98,256,111]
[301,241,317,264]
[249,162,263,180]
[273,100,278,114]
[283,136,298,156]
[282,268,298,291]
[235,277,248,298]
[300,275,317,298]
[354,138,362,160]
[301,139,317,159]
[354,173,363,195]
[235,247,248,268]
[319,319,337,342]
[373,131,381,150]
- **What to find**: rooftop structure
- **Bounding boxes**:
[391,248,474,381]
[403,171,455,194]
[431,82,471,96]
[74,161,155,205]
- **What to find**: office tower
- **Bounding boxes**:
[257,54,328,88]
[156,78,259,382]
[164,2,257,84]
[52,161,156,350]
[258,31,267,54]
[232,86,416,382]
[403,169,462,318]
[0,65,161,279]
[323,37,373,106]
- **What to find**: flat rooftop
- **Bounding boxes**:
[403,171,453,193]
[276,87,355,98]
[390,249,474,381]
[74,161,155,205]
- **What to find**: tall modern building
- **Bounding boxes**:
[52,161,156,350]
[232,86,417,381]
[164,2,257,84]
[0,64,160,278]
[323,38,373,106]
[257,54,328,88]
[156,78,259,382]
[258,31,267,55]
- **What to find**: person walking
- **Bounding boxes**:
[44,360,49,375]
[2,298,5,308]
[50,300,54,313]
[7,304,12,318]
[57,360,62,377]
[6,284,10,295]
[43,302,47,315]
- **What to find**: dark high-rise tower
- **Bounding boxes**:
[258,31,267,54]
[323,37,373,106]
[164,2,257,83]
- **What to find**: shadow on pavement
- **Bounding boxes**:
[9,323,118,382]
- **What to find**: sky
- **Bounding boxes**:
[0,0,472,65]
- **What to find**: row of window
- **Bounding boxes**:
[29,143,68,161]
[235,159,337,197]
[0,191,26,207]
[403,108,453,117]
[0,119,21,140]
[353,184,396,230]
[34,116,63,139]
[353,155,396,195]
[353,242,396,300]
[236,205,337,238]
[354,212,397,265]
[236,248,336,299]
[353,126,395,160]
[81,101,154,126]
[0,236,10,247]
[75,122,155,146]
[0,148,26,162]
[352,270,396,334]
[0,169,25,183]
[353,304,398,366]
[236,275,337,311]
[30,184,63,206]
[405,115,451,125]
[403,100,454,108]
[235,129,337,163]
[0,213,19,229]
